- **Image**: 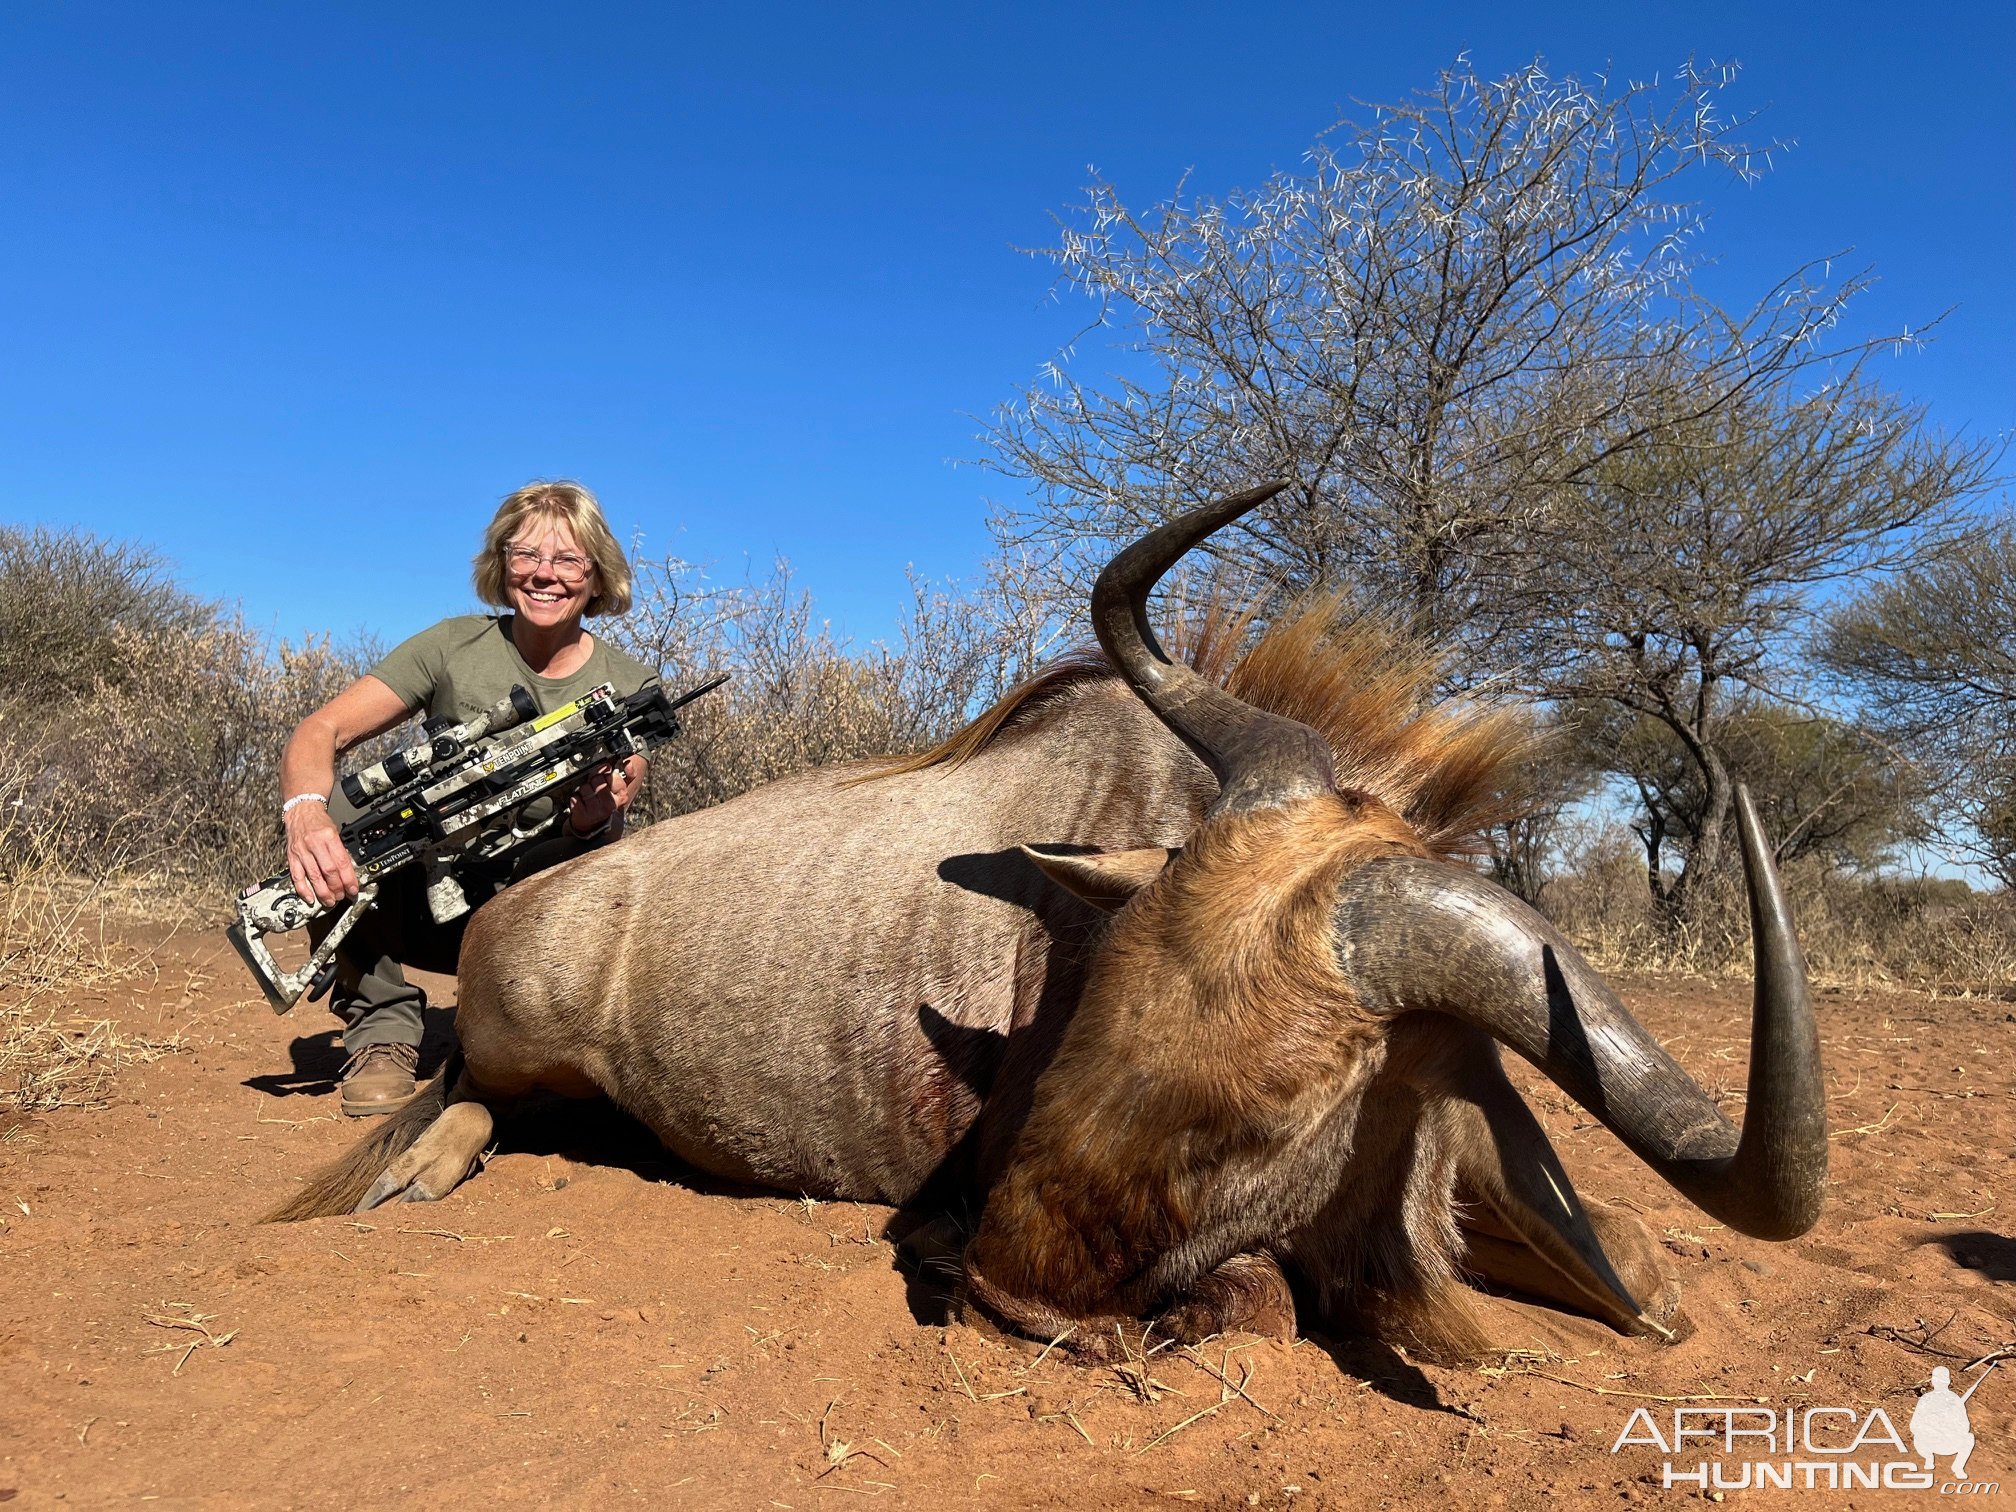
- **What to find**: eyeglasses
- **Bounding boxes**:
[505,546,594,583]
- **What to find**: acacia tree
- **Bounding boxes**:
[1519,377,1989,923]
[985,58,1883,661]
[1821,519,2016,886]
[1571,697,1924,908]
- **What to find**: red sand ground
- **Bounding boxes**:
[1,927,2011,1509]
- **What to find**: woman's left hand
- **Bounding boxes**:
[567,754,646,839]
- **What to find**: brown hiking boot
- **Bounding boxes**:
[339,1042,420,1117]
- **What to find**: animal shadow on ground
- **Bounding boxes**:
[887,1205,978,1328]
[240,1005,458,1097]
[446,1088,991,1340]
[491,1095,755,1199]
[486,1098,1001,1345]
[1933,1229,2016,1284]
[1305,1329,1466,1415]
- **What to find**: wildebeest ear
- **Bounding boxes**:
[1019,845,1175,911]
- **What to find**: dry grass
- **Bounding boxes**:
[1541,827,2016,990]
[1,1009,182,1115]
[0,882,186,1114]
[0,528,383,1114]
[1,717,193,1115]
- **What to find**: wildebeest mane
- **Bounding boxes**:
[877,595,1538,859]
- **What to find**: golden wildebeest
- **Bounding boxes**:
[269,484,1826,1361]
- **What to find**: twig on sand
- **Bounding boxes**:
[942,1340,978,1402]
[1523,1370,1763,1405]
[1133,1351,1264,1453]
[145,1305,235,1374]
[1831,1103,1901,1139]
[1181,1344,1276,1419]
[1019,1327,1075,1373]
[1115,1359,1185,1404]
[1134,1398,1227,1454]
[1054,1411,1094,1445]
[814,1451,889,1484]
[1869,1317,2015,1368]
[252,1094,338,1130]
[810,1403,891,1483]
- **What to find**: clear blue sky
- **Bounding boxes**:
[5,2,2011,651]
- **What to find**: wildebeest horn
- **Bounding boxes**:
[1330,786,1827,1240]
[1090,483,1336,814]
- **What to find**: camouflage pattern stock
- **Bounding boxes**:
[340,686,538,805]
[226,675,726,1013]
[227,879,382,1015]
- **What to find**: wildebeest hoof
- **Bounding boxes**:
[353,1102,494,1213]
[1155,1251,1297,1344]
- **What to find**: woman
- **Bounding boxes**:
[280,480,658,1115]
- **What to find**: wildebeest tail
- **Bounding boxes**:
[258,1058,455,1223]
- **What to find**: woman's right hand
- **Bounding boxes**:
[278,675,413,909]
[286,800,357,906]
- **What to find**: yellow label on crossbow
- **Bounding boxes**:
[529,684,612,734]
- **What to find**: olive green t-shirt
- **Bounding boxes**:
[368,614,658,726]
[330,615,658,832]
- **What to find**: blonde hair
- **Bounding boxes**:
[472,480,634,618]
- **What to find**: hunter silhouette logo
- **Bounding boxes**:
[1609,1361,1999,1493]
[1910,1364,1989,1481]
